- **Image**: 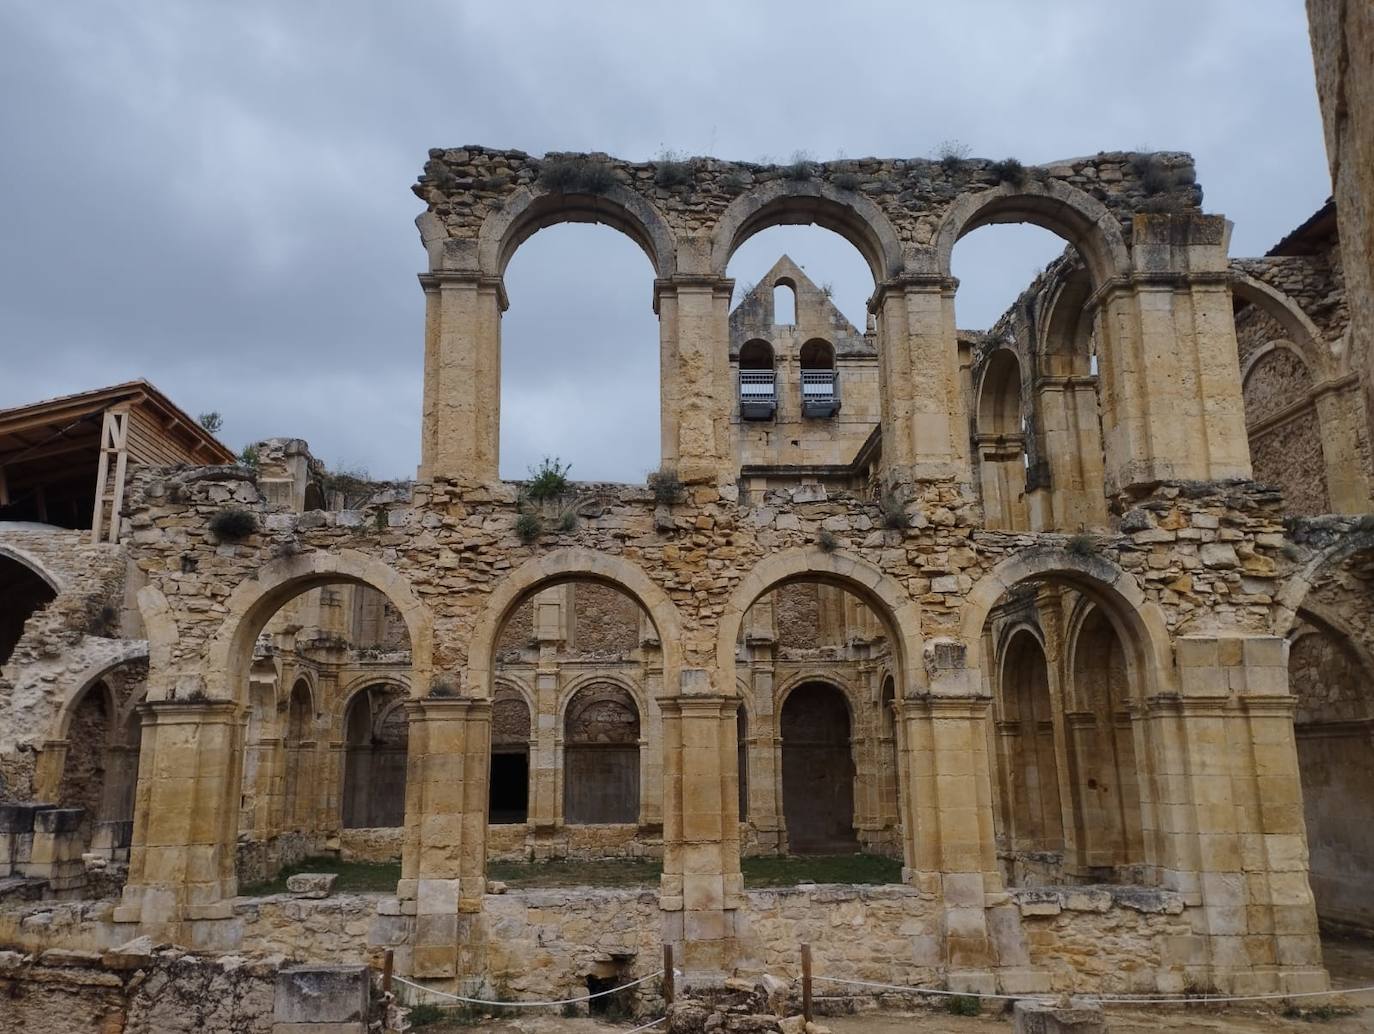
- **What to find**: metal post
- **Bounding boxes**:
[801,943,812,1022]
[382,949,394,995]
[663,944,674,1005]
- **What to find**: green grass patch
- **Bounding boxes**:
[486,857,663,888]
[240,856,401,896]
[740,853,903,888]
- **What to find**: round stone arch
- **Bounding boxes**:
[707,179,905,283]
[931,179,1132,289]
[1273,529,1374,638]
[0,543,64,593]
[1240,338,1315,387]
[51,642,149,742]
[336,672,412,724]
[1231,273,1336,381]
[975,346,1029,436]
[466,547,684,700]
[961,546,1174,701]
[775,668,862,727]
[477,184,678,279]
[717,547,923,700]
[1038,263,1096,370]
[200,550,434,708]
[492,673,536,716]
[555,670,650,736]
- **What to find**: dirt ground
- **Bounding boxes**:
[415,934,1374,1033]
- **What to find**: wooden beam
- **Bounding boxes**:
[0,465,8,507]
[0,434,101,467]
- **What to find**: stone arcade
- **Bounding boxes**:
[3,30,1374,1014]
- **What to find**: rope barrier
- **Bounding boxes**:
[813,973,1374,1007]
[393,968,665,1008]
[623,1016,666,1033]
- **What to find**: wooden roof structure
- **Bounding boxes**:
[0,380,235,542]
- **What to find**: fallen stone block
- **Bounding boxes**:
[286,872,337,898]
[1012,998,1106,1034]
[103,935,159,971]
[273,964,371,1031]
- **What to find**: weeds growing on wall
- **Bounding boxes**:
[945,995,982,1017]
[1066,532,1099,557]
[936,139,971,174]
[784,151,815,181]
[238,444,260,469]
[831,170,860,192]
[526,457,571,502]
[515,511,543,544]
[648,467,684,506]
[990,157,1027,187]
[209,507,257,541]
[538,158,617,195]
[879,491,910,530]
[654,150,695,188]
[721,170,748,193]
[818,529,839,552]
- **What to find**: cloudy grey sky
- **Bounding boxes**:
[0,2,1331,482]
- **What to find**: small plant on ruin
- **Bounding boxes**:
[817,528,839,552]
[1066,532,1099,557]
[990,157,1027,187]
[374,507,389,534]
[820,281,835,299]
[831,170,860,192]
[526,456,571,502]
[515,511,543,544]
[538,158,617,195]
[879,490,910,530]
[654,150,695,188]
[238,444,260,469]
[560,1002,580,1019]
[558,508,578,533]
[83,600,119,637]
[721,170,748,192]
[784,151,815,181]
[936,139,971,174]
[197,411,223,434]
[1131,154,1174,196]
[209,507,257,541]
[945,994,982,1016]
[406,1002,446,1027]
[648,466,684,506]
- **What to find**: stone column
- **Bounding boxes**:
[1313,378,1373,511]
[417,272,506,484]
[32,739,68,802]
[656,275,736,485]
[114,701,242,948]
[898,692,1002,990]
[398,697,492,980]
[1096,215,1252,494]
[659,678,742,980]
[1034,375,1108,530]
[874,276,971,484]
[1143,635,1327,994]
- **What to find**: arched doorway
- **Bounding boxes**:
[780,681,856,853]
[996,629,1064,863]
[489,686,532,824]
[342,684,408,829]
[0,552,58,667]
[563,683,641,825]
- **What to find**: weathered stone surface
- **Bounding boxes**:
[285,874,337,899]
[1012,998,1106,1033]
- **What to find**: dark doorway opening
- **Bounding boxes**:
[781,681,857,853]
[489,751,530,824]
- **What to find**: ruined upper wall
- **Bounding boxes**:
[412,147,1202,280]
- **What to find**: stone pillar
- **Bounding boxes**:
[114,701,242,947]
[530,669,559,833]
[32,739,68,803]
[875,276,971,484]
[659,679,742,980]
[1313,379,1373,511]
[398,697,491,980]
[1097,215,1252,493]
[417,272,506,484]
[1143,635,1327,994]
[656,276,736,485]
[1034,376,1107,530]
[744,646,782,853]
[974,433,1028,531]
[897,657,1001,992]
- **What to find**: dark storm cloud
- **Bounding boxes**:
[0,1,1330,481]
